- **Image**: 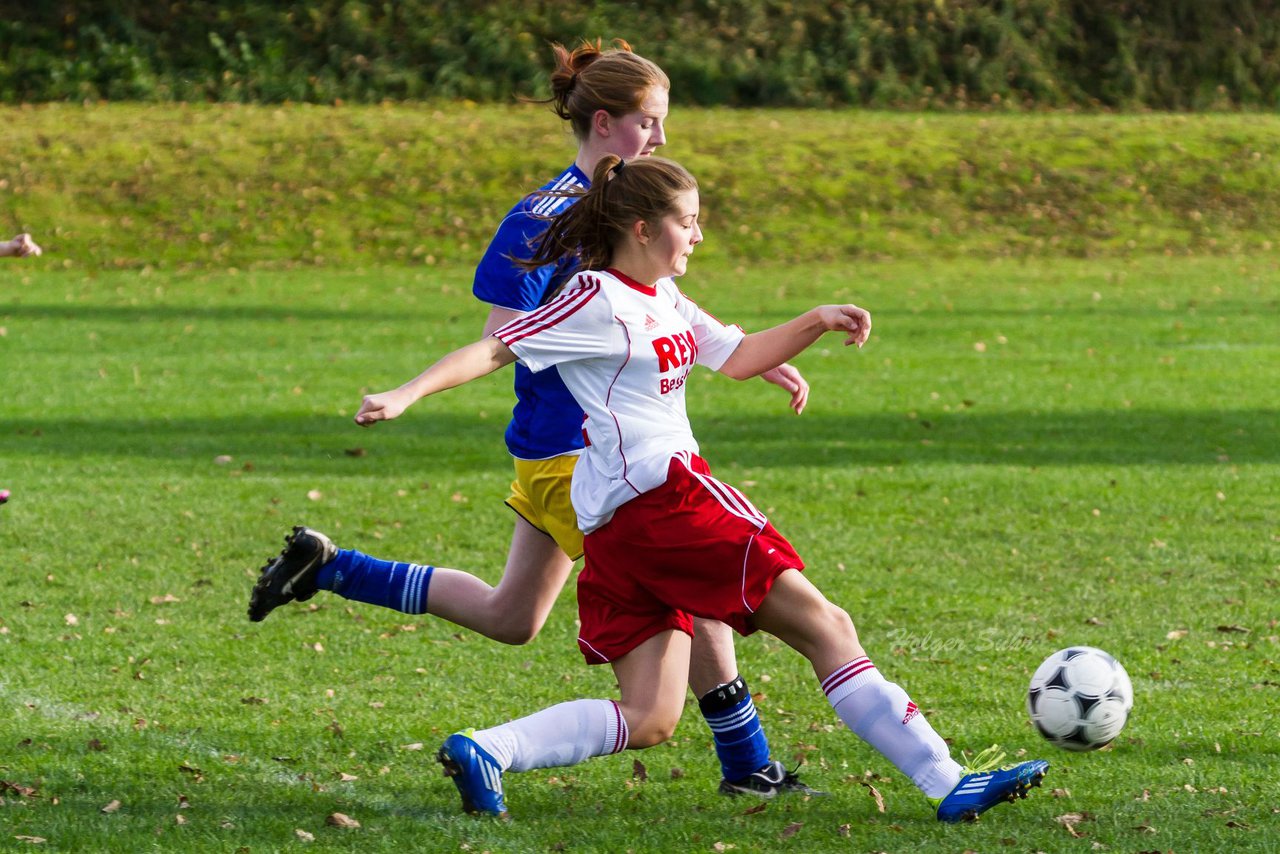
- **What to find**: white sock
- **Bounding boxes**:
[823,657,963,798]
[471,699,629,772]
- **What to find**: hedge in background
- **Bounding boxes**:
[1,1,1278,109]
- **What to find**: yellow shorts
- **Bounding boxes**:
[506,454,584,560]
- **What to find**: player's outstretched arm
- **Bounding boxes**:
[759,362,810,414]
[720,304,871,382]
[0,234,42,258]
[355,337,516,426]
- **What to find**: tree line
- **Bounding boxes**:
[2,1,1277,108]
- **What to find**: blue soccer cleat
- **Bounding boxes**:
[438,729,508,818]
[932,746,1048,823]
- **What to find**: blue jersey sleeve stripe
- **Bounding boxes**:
[531,173,585,218]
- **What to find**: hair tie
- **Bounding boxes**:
[614,159,625,174]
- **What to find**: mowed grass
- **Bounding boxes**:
[3,103,1279,271]
[1,252,1277,853]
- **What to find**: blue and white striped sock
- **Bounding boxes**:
[699,676,770,782]
[315,548,433,615]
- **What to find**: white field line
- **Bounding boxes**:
[1,680,307,789]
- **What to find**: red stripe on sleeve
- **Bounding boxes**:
[496,278,601,345]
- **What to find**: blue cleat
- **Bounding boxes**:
[438,729,508,818]
[932,746,1048,823]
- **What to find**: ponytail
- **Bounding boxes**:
[518,156,697,274]
[537,38,669,140]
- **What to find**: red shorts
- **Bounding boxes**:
[576,452,804,664]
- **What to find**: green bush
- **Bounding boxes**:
[1,1,1278,108]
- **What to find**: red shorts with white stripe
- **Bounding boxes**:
[576,452,805,665]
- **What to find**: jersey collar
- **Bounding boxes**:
[606,268,658,296]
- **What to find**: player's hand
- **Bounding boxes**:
[354,389,412,426]
[9,233,42,257]
[818,304,871,348]
[760,362,810,414]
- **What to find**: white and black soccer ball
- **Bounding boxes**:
[1027,646,1133,751]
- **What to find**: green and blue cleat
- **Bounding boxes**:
[931,746,1048,823]
[438,729,508,818]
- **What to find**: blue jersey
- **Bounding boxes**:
[473,163,589,460]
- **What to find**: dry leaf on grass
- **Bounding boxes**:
[326,813,360,828]
[1055,812,1092,837]
[100,799,122,814]
[779,822,803,839]
[861,780,886,812]
[1,781,39,798]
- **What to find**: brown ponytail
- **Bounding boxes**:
[519,156,698,274]
[538,38,669,140]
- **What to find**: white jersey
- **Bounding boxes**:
[495,269,745,533]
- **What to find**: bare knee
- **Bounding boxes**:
[485,612,546,646]
[625,710,681,748]
[618,698,683,748]
[797,599,862,663]
[822,601,861,648]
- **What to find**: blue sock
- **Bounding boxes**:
[699,675,770,781]
[314,548,433,615]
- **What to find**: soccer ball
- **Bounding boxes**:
[1027,646,1133,751]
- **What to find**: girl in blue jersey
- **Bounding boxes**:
[248,39,815,798]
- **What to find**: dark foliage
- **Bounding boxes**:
[1,1,1277,108]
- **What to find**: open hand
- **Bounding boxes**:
[760,363,811,414]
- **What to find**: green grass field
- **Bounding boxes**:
[2,106,1279,852]
[2,255,1276,853]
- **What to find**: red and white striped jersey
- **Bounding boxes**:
[495,268,745,533]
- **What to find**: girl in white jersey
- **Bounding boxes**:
[247,40,814,797]
[353,155,1050,822]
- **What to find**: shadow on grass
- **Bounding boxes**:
[0,302,438,325]
[4,298,1277,326]
[2,407,1274,473]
